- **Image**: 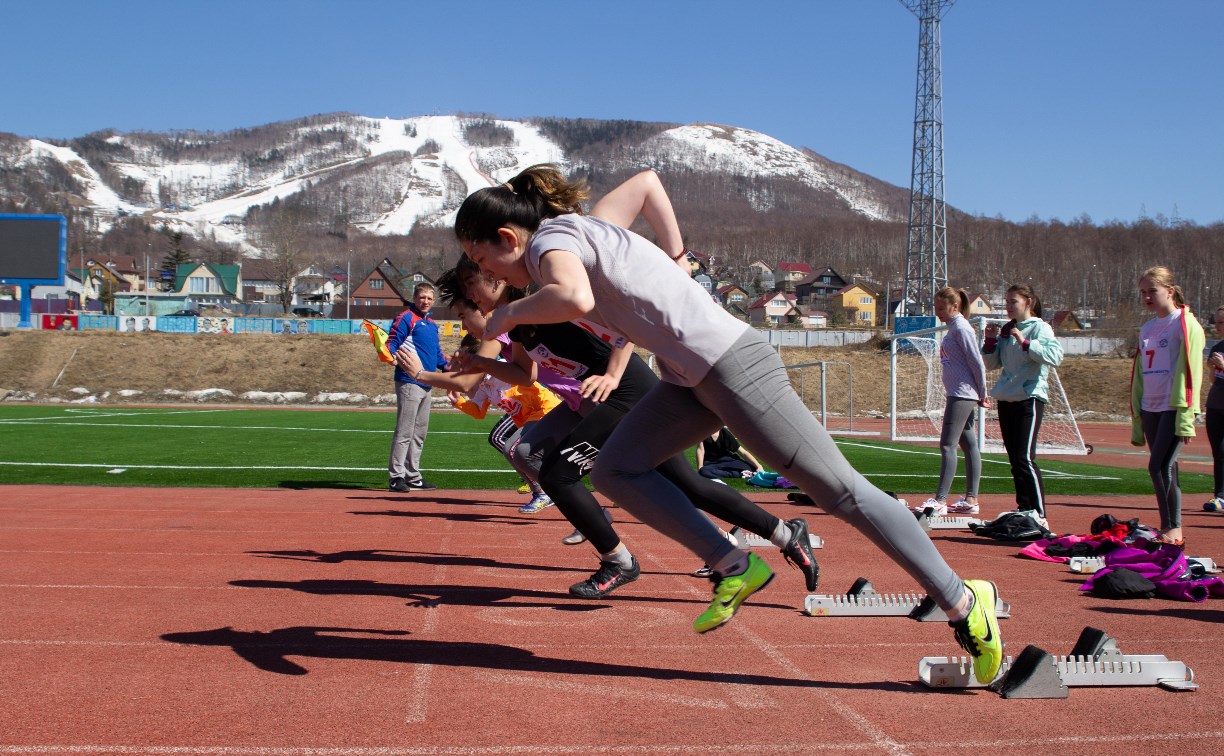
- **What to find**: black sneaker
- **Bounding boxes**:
[406,478,437,491]
[569,557,640,598]
[388,478,410,493]
[781,518,819,591]
[692,565,713,578]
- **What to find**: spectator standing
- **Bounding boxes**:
[919,286,989,516]
[1130,266,1205,546]
[1204,306,1224,512]
[982,284,1063,529]
[388,283,448,492]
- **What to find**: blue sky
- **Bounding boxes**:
[3,0,1221,225]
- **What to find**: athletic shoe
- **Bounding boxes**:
[519,493,553,514]
[692,565,713,578]
[561,529,587,545]
[568,557,640,598]
[693,553,775,633]
[1204,497,1224,512]
[517,482,532,494]
[388,478,410,493]
[912,498,947,517]
[949,579,1004,684]
[947,498,980,515]
[406,478,437,491]
[561,507,612,544]
[1021,510,1050,532]
[780,518,820,591]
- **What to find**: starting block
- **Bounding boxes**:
[735,530,823,550]
[1068,555,1219,575]
[916,510,983,531]
[804,578,1010,622]
[919,626,1198,698]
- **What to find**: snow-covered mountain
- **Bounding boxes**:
[0,113,908,256]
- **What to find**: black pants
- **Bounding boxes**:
[1208,408,1224,499]
[997,398,1046,517]
[538,402,780,556]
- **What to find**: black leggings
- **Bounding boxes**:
[1142,410,1184,530]
[997,398,1046,517]
[1208,408,1224,499]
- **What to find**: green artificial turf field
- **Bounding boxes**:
[0,404,1209,496]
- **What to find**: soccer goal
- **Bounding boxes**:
[888,319,1088,455]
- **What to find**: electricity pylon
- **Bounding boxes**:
[900,0,954,317]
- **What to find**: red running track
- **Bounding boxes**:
[1,484,1223,754]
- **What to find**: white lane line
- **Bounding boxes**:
[0,462,512,472]
[0,420,484,434]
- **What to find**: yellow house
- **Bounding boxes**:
[967,294,994,317]
[833,283,877,326]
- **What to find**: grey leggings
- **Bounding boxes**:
[937,397,981,500]
[1142,410,1184,530]
[593,330,965,609]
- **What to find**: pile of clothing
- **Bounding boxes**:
[1018,513,1223,602]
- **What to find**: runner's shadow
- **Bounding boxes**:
[160,625,913,691]
[277,480,372,490]
[348,509,537,525]
[1086,605,1224,624]
[229,577,795,612]
[245,549,574,573]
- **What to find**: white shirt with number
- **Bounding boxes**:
[1139,309,1183,412]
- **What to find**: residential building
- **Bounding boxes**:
[798,307,828,329]
[775,261,813,293]
[833,282,877,326]
[747,290,801,327]
[171,263,242,308]
[795,267,849,305]
[716,283,753,310]
[746,260,775,293]
[349,259,412,308]
[1049,310,1085,332]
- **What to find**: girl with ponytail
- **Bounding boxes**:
[921,287,989,516]
[458,163,1006,685]
[1131,266,1206,546]
[982,284,1063,529]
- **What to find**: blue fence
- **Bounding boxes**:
[69,316,411,336]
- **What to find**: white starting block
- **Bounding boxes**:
[1069,555,1219,575]
[804,578,1010,622]
[736,531,823,550]
[919,626,1198,698]
[917,512,983,531]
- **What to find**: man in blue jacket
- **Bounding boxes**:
[388,283,448,492]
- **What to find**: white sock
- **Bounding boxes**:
[769,520,793,549]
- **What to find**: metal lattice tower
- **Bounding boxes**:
[900,0,954,317]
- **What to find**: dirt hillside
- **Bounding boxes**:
[0,329,1150,417]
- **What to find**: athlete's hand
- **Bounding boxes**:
[580,373,621,403]
[979,396,992,410]
[483,308,512,340]
[984,323,999,339]
[1209,352,1224,369]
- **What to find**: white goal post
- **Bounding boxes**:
[888,319,1088,455]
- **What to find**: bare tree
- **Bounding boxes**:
[256,207,309,314]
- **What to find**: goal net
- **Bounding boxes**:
[889,320,1087,455]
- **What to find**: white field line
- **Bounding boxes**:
[0,461,514,473]
[835,439,1120,481]
[0,419,482,435]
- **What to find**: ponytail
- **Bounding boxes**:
[934,286,970,315]
[454,164,589,244]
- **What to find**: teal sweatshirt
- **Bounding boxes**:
[981,317,1064,403]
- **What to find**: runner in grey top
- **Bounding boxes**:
[455,165,1004,682]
